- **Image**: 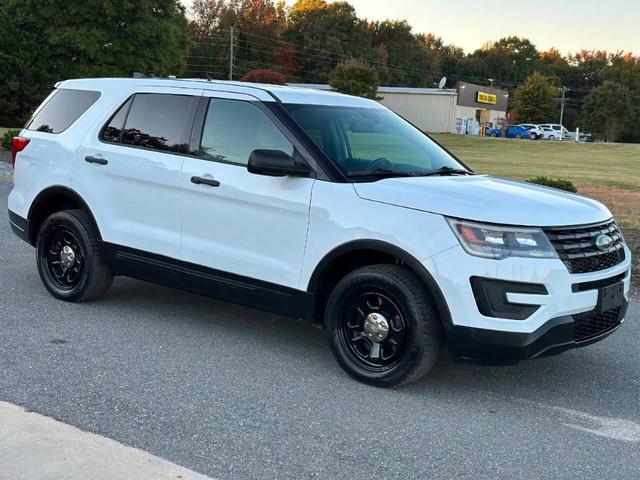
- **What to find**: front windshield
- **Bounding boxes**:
[283,104,469,177]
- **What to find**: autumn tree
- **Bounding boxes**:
[513,73,559,123]
[240,68,286,84]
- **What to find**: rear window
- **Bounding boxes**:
[26,89,100,133]
[119,93,198,153]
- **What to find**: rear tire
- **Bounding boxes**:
[325,265,443,387]
[36,209,113,302]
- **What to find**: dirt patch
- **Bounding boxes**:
[580,187,640,230]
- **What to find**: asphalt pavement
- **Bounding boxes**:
[1,177,639,479]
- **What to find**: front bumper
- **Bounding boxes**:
[423,243,632,362]
[447,299,628,363]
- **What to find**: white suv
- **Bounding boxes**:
[8,78,632,387]
[518,124,544,140]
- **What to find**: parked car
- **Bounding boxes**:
[8,78,632,387]
[518,124,544,140]
[540,123,571,140]
[541,126,559,140]
[485,125,530,139]
[485,127,503,137]
[506,125,531,139]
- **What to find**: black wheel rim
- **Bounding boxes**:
[338,289,408,372]
[44,227,84,290]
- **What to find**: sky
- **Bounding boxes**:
[181,0,639,55]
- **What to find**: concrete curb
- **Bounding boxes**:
[0,401,215,480]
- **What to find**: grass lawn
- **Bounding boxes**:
[433,134,639,285]
[431,134,640,191]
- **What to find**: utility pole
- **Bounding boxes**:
[559,86,569,125]
[558,86,569,142]
[229,26,235,81]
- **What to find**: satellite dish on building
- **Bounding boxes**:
[438,76,447,89]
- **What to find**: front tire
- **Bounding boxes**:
[36,209,113,302]
[325,265,443,387]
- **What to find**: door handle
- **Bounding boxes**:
[85,155,108,165]
[191,176,220,187]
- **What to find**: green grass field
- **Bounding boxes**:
[431,134,640,191]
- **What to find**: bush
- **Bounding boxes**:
[527,176,577,193]
[1,129,20,151]
[240,69,287,85]
[329,60,380,100]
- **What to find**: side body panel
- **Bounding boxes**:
[180,91,315,289]
[299,181,459,290]
[74,85,202,260]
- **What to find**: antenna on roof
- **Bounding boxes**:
[438,76,447,89]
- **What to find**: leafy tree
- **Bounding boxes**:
[240,68,286,84]
[603,53,640,142]
[0,0,190,126]
[329,60,380,99]
[513,73,559,123]
[370,20,438,87]
[283,1,371,83]
[569,50,610,89]
[581,81,634,142]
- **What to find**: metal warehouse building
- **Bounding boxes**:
[289,82,507,134]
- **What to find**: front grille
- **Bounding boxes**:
[544,220,625,274]
[574,307,621,342]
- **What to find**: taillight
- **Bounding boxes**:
[10,136,30,166]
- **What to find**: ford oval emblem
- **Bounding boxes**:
[595,234,614,252]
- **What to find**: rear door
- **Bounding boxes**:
[77,87,201,280]
[180,91,315,296]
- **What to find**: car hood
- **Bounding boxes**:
[353,175,611,227]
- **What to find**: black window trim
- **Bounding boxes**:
[98,92,199,157]
[26,88,102,135]
[189,96,323,179]
[99,95,134,144]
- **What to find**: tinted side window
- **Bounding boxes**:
[101,97,132,143]
[27,89,100,134]
[121,94,197,153]
[200,99,293,165]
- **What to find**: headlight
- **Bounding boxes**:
[446,218,558,259]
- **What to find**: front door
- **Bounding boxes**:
[180,92,315,300]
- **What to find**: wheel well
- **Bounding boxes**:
[28,188,99,245]
[308,242,452,330]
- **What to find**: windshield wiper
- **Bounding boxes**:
[415,166,473,177]
[347,166,472,179]
[346,168,420,178]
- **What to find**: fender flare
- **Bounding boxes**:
[307,239,454,331]
[27,185,101,245]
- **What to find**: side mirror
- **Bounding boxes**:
[247,149,312,177]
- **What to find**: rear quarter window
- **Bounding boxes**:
[26,88,101,134]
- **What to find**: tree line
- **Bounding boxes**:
[1,0,638,142]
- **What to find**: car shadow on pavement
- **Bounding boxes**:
[94,277,638,417]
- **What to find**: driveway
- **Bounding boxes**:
[0,177,638,479]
